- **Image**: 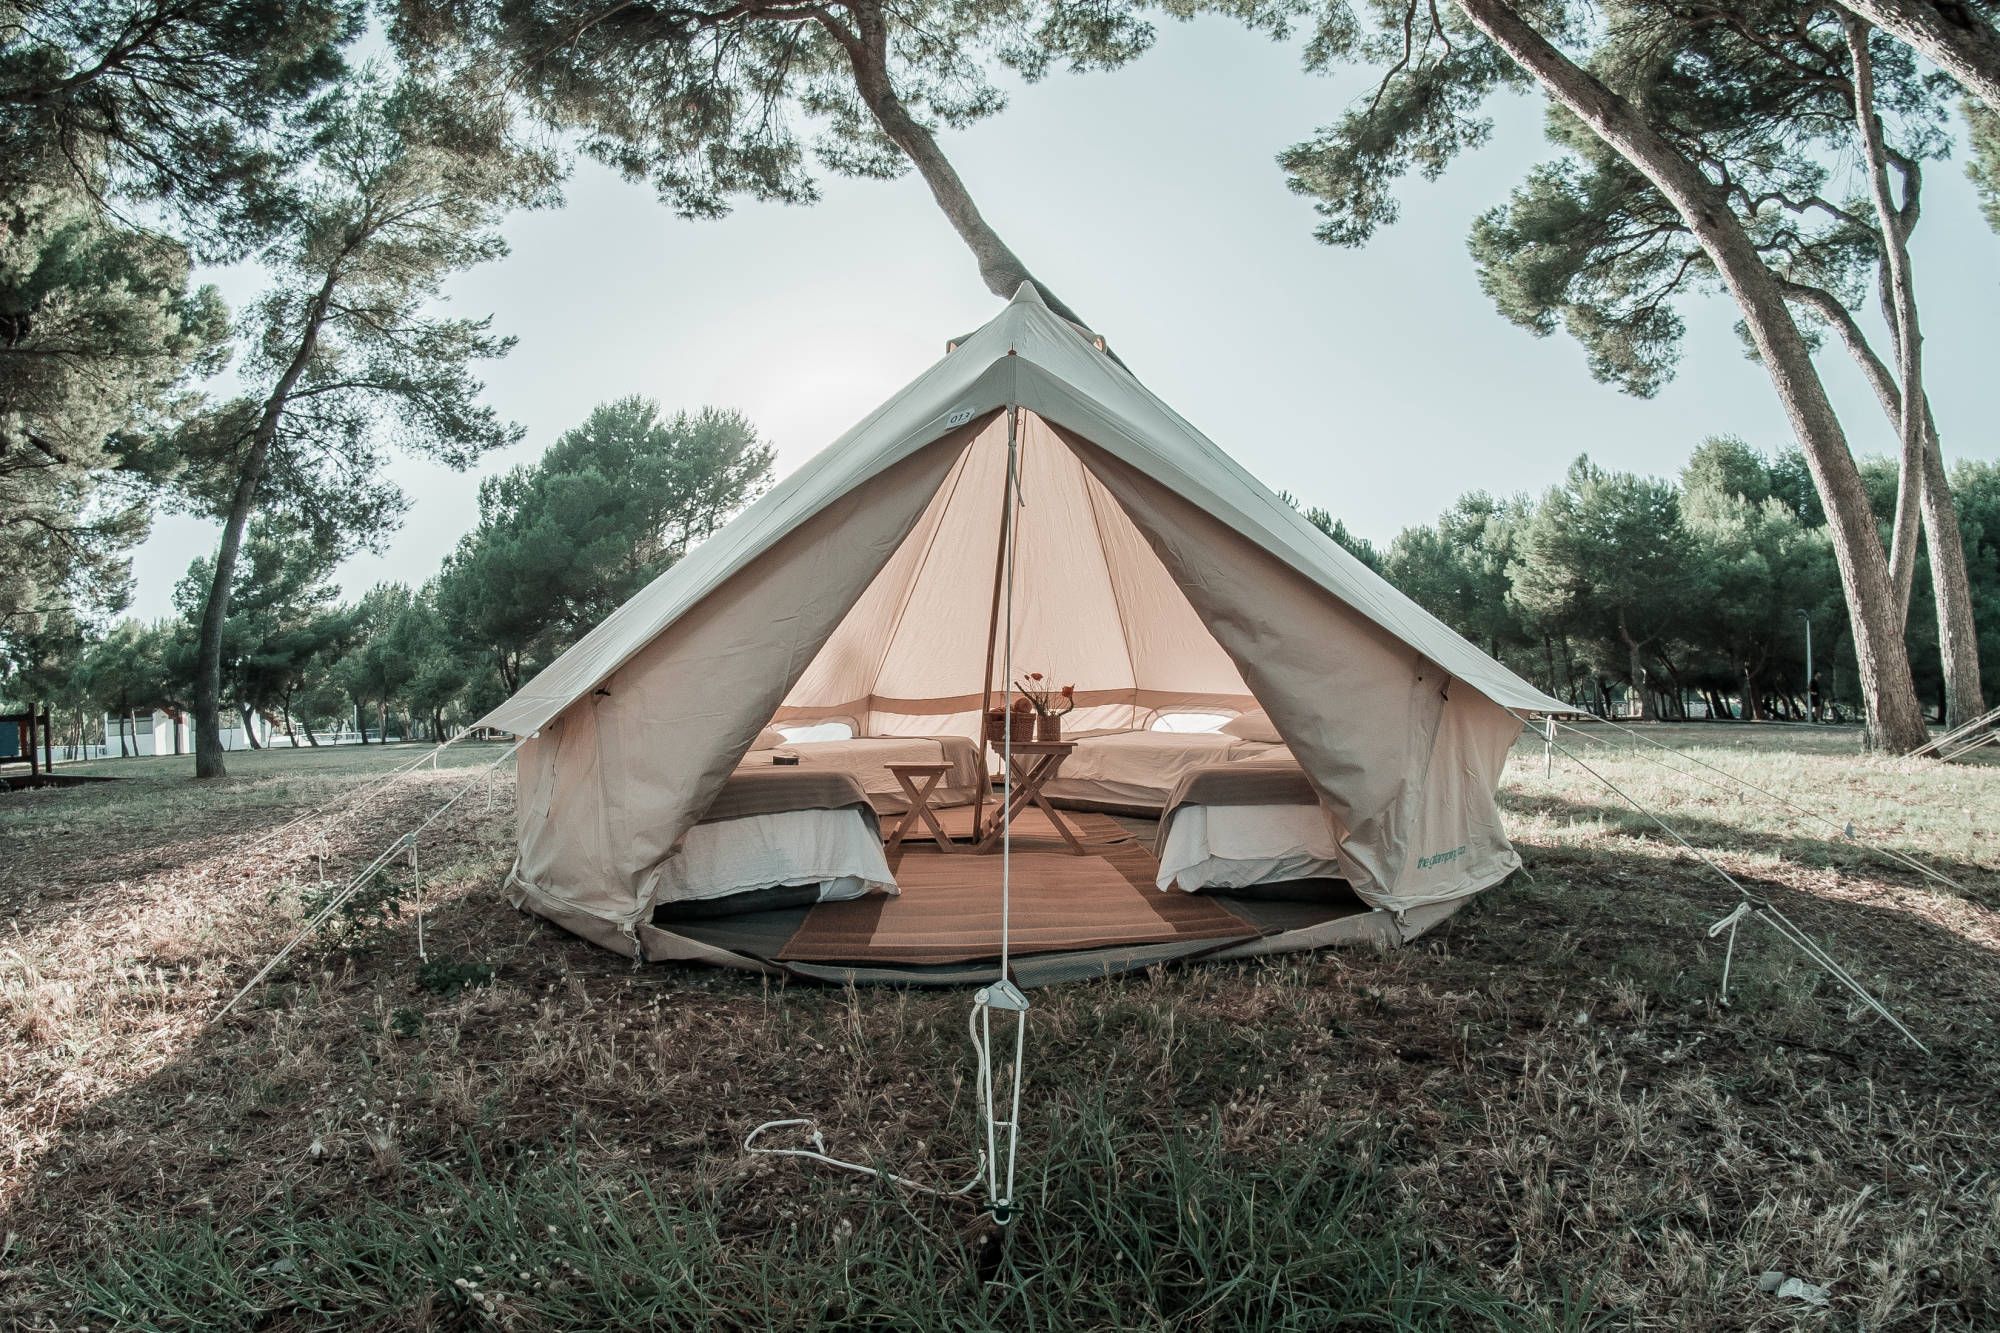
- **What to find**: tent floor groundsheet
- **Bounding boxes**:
[657,811,1380,986]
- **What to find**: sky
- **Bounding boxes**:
[127,16,2000,621]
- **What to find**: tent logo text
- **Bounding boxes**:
[1417,845,1467,870]
[945,407,974,427]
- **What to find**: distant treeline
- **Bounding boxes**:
[5,399,774,751]
[1297,439,1999,723]
[13,403,1995,747]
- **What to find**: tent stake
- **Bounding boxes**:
[410,840,425,964]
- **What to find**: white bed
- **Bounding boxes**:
[738,735,984,812]
[651,768,897,914]
[655,808,897,907]
[1151,762,1347,894]
[1156,804,1344,892]
[1039,730,1284,811]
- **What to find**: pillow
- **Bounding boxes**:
[1219,709,1281,743]
[752,726,787,751]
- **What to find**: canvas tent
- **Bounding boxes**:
[475,285,1575,972]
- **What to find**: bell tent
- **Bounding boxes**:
[474,285,1573,978]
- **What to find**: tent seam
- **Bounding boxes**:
[862,429,984,713]
[1075,435,1151,729]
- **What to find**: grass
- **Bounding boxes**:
[1,725,1996,1329]
[61,1102,1527,1331]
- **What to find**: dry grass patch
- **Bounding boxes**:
[0,727,1995,1329]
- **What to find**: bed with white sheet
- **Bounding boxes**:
[1038,712,1287,812]
[736,732,985,813]
[651,769,897,919]
[1153,763,1347,895]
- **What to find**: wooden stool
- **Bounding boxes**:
[884,761,958,857]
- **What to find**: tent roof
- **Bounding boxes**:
[475,285,1573,738]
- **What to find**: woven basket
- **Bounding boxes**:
[985,709,1035,744]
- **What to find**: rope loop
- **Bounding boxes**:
[742,1118,984,1198]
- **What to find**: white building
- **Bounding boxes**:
[100,710,269,757]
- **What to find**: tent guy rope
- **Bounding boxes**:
[217,738,523,1016]
[1908,703,2000,761]
[973,399,1031,1226]
[1544,734,1928,1054]
[741,407,1034,1225]
[1566,715,1966,894]
[742,1119,985,1198]
[241,740,450,860]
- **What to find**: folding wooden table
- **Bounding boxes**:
[974,740,1086,856]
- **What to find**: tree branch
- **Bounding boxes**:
[811,0,1093,329]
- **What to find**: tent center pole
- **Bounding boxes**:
[974,408,1020,840]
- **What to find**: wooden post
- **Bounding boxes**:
[25,708,38,777]
[41,708,53,772]
[973,405,1019,842]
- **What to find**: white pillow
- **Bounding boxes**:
[753,726,788,751]
[1219,709,1281,743]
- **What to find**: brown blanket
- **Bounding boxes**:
[1156,762,1320,857]
[698,768,879,833]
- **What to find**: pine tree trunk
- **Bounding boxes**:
[1450,0,1929,753]
[1848,17,1929,618]
[1775,294,1982,728]
[192,267,341,778]
[1918,435,1986,727]
[822,0,1090,329]
[1881,307,1923,617]
[1623,627,1654,722]
[1776,280,1922,613]
[239,704,263,749]
[1846,16,1981,728]
[1840,0,2000,108]
[193,469,260,776]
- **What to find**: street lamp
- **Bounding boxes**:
[1797,609,1814,723]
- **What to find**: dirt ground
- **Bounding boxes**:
[1,725,1995,1329]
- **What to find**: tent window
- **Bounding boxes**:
[780,721,854,742]
[1151,712,1231,734]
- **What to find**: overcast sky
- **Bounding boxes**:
[128,17,2000,621]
